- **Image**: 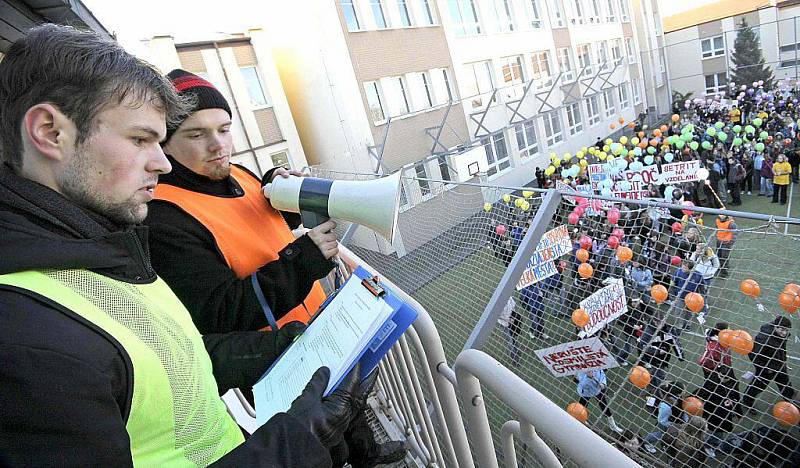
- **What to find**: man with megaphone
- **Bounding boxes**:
[145,70,405,468]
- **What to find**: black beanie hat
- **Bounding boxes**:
[164,69,232,143]
[773,315,792,328]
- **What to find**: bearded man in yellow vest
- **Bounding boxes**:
[146,70,406,467]
[0,25,365,467]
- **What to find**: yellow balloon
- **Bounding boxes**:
[483,203,492,212]
[598,153,607,161]
[522,190,534,198]
[514,197,524,207]
[502,194,511,203]
[577,151,585,159]
[579,159,588,167]
[619,136,628,145]
[545,166,555,176]
[605,138,613,145]
[631,137,640,145]
[603,145,610,152]
[550,152,558,161]
[553,159,561,167]
[520,200,530,211]
[581,146,588,153]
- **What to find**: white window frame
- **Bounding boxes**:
[596,41,609,71]
[589,0,602,23]
[558,47,575,83]
[632,79,642,104]
[465,60,495,108]
[625,37,636,64]
[605,0,616,22]
[704,72,727,95]
[418,0,436,25]
[420,71,434,108]
[701,35,725,59]
[239,66,270,109]
[500,55,525,92]
[527,0,543,28]
[547,0,566,27]
[397,0,412,26]
[603,88,615,117]
[611,39,623,66]
[618,83,629,109]
[530,50,552,86]
[415,162,431,197]
[370,0,388,28]
[586,94,601,126]
[482,131,512,177]
[364,80,386,124]
[577,43,593,75]
[566,102,584,136]
[619,0,630,22]
[341,0,361,31]
[514,119,540,158]
[493,0,516,32]
[448,0,481,36]
[543,111,563,147]
[570,0,585,25]
[437,154,453,182]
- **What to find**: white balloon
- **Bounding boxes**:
[644,155,655,165]
[630,161,644,171]
[664,152,674,162]
[696,168,710,181]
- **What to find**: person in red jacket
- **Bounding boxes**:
[698,322,732,379]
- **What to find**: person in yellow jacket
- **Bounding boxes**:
[772,154,792,205]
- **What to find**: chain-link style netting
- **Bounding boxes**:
[312,168,799,467]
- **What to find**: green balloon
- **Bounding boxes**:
[733,137,743,146]
[753,118,763,127]
[668,135,678,145]
[733,125,742,133]
[621,148,629,157]
[675,139,685,149]
[706,127,717,137]
[647,146,656,154]
[687,124,695,132]
[756,142,765,152]
[701,141,712,150]
[759,131,769,140]
[745,125,755,134]
[717,132,728,142]
[681,132,694,142]
[715,121,724,129]
[689,141,699,150]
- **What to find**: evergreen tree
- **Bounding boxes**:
[730,18,775,89]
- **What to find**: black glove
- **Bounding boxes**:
[288,364,362,448]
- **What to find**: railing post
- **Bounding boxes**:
[464,189,562,350]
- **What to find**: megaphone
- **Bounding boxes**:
[263,172,401,243]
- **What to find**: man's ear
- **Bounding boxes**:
[22,103,76,162]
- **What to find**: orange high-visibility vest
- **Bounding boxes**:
[716,218,734,243]
[154,165,326,327]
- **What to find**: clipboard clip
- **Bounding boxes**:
[361,275,386,298]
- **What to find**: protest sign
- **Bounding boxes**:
[660,160,701,184]
[556,179,578,203]
[612,179,648,200]
[588,164,608,191]
[578,278,628,338]
[534,336,619,377]
[622,166,660,186]
[516,225,572,290]
[575,184,608,214]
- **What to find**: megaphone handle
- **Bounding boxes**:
[301,210,331,230]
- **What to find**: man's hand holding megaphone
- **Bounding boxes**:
[265,168,339,260]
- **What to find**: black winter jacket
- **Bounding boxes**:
[750,322,790,372]
[144,158,334,334]
[0,167,330,467]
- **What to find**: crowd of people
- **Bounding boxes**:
[490,81,800,466]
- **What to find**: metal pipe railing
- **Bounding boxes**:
[500,420,562,468]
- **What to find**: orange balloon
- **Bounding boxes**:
[628,122,635,129]
[660,124,669,133]
[784,283,800,296]
[610,123,616,129]
[576,248,590,263]
[651,285,668,304]
[728,330,754,355]
[740,279,761,298]
[567,402,589,422]
[649,138,659,147]
[685,292,705,313]
[578,262,594,279]
[653,129,662,138]
[637,131,645,138]
[616,246,633,264]
[629,365,651,389]
[773,401,800,427]
[718,329,733,348]
[671,114,680,122]
[683,396,704,416]
[778,291,799,313]
[638,141,648,149]
[618,117,625,124]
[572,308,590,328]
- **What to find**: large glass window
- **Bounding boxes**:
[566,102,583,135]
[586,94,601,125]
[605,0,616,22]
[528,0,543,28]
[632,79,642,104]
[603,88,615,117]
[558,47,575,82]
[611,39,623,66]
[420,71,434,108]
[589,0,602,23]
[419,0,435,25]
[415,162,430,196]
[626,37,636,64]
[371,0,388,28]
[397,0,412,26]
[543,111,563,147]
[514,119,539,158]
[364,81,385,123]
[530,51,551,84]
[570,0,584,24]
[596,41,609,71]
[464,60,495,108]
[577,44,592,75]
[619,0,630,22]
[701,35,725,59]
[448,0,481,36]
[341,0,361,31]
[438,155,452,181]
[547,0,565,27]
[500,55,525,86]
[240,66,268,107]
[481,132,511,177]
[493,0,515,32]
[705,73,727,95]
[618,83,629,109]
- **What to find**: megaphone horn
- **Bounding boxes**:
[263,172,402,243]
